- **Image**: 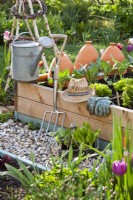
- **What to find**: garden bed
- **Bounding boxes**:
[15,82,133,142]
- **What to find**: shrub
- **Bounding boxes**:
[113,78,133,92]
[122,85,133,109]
[90,83,112,97]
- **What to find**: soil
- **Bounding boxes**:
[0,155,26,200]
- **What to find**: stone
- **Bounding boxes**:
[0,120,99,170]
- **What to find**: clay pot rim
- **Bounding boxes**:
[109,42,116,46]
[85,41,92,44]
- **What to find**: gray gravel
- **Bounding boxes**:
[0,119,100,169]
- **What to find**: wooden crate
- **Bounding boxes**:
[15,82,133,142]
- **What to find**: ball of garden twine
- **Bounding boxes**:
[10,0,47,19]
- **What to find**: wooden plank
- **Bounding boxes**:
[17,82,53,104]
[17,96,113,141]
[17,82,113,124]
[16,82,133,141]
[111,105,133,129]
[17,82,133,129]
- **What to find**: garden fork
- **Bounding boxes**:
[35,52,66,148]
[39,65,65,143]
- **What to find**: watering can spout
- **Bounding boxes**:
[30,48,44,76]
[30,36,53,76]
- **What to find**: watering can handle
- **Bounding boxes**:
[12,32,31,44]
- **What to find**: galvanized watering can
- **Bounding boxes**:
[12,32,53,81]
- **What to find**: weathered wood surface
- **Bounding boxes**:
[16,82,133,141]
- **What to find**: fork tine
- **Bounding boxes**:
[53,112,59,132]
[43,111,53,141]
[61,112,66,127]
[35,111,46,144]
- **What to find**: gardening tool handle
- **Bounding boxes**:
[12,32,30,44]
[52,34,67,112]
[53,61,59,112]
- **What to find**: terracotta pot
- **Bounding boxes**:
[100,42,126,76]
[48,52,74,77]
[100,42,125,66]
[74,41,99,69]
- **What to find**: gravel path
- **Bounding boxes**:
[0,119,100,170]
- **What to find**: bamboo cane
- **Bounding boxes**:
[27,0,49,71]
[16,0,22,36]
[22,2,35,41]
[27,0,39,39]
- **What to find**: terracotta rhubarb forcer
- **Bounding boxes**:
[100,42,126,75]
[100,42,125,65]
[74,41,99,69]
[48,52,74,77]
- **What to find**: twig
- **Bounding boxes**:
[116,92,120,106]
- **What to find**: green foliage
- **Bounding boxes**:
[0,46,5,76]
[55,122,100,149]
[1,0,133,45]
[113,78,133,92]
[73,122,100,147]
[122,85,133,109]
[111,116,133,199]
[0,78,6,103]
[0,159,35,188]
[71,58,113,84]
[112,58,129,79]
[0,40,14,106]
[0,111,13,123]
[85,62,100,84]
[71,60,100,84]
[2,117,133,199]
[71,67,85,79]
[55,127,73,149]
[0,1,13,45]
[24,146,108,200]
[90,83,112,97]
[27,121,40,130]
[58,69,71,90]
[100,60,112,81]
[3,43,11,69]
[0,76,14,106]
